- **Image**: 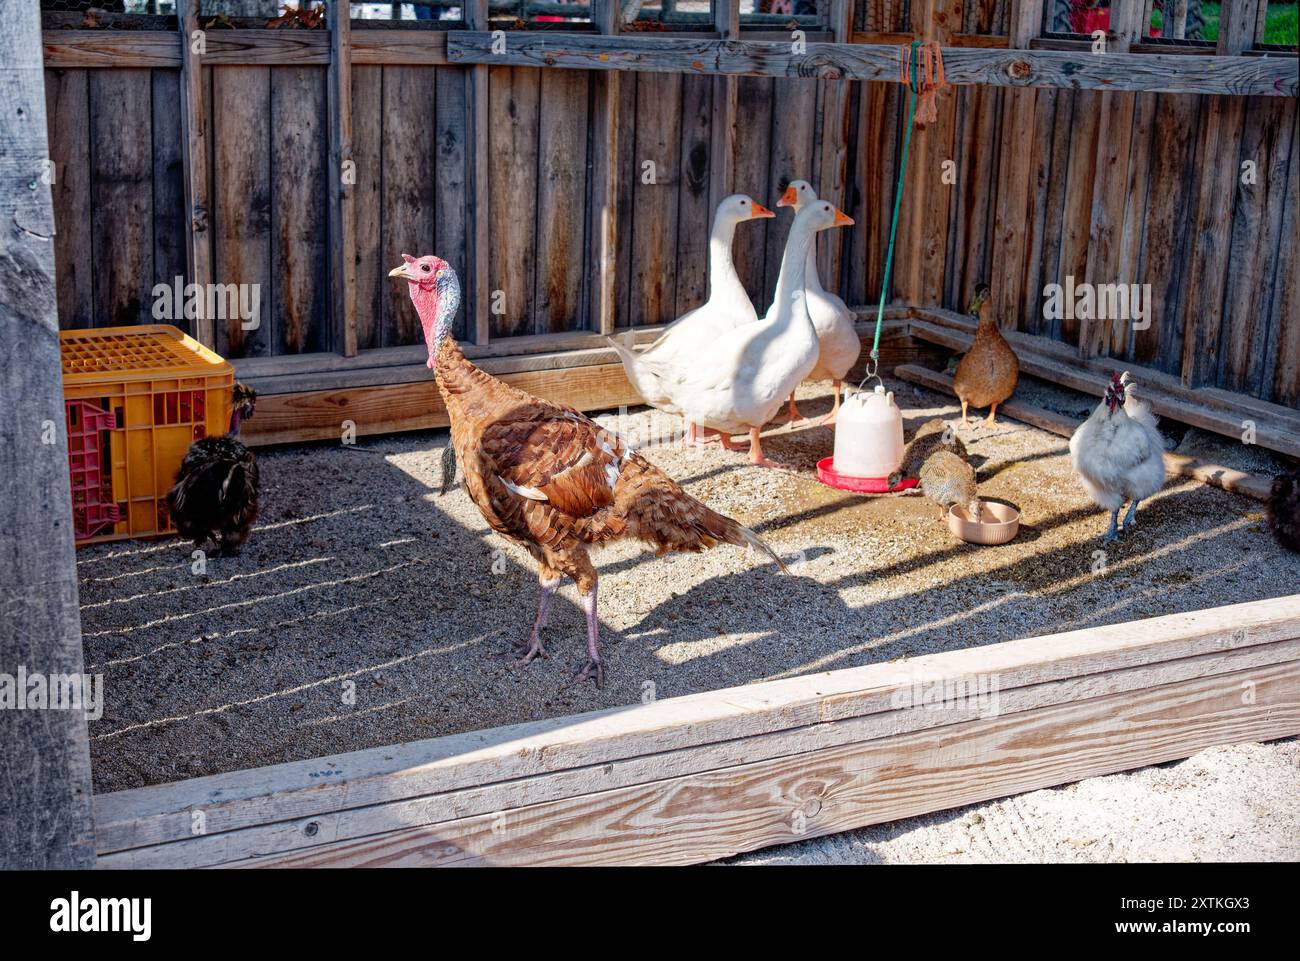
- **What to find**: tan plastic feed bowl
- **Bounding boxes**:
[948,502,1021,545]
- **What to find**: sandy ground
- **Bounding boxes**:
[77,374,1299,858]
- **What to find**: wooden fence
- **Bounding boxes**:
[41,0,1300,410]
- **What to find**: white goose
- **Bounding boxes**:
[607,194,773,443]
[775,180,861,425]
[640,200,855,467]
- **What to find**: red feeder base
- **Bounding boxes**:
[816,457,918,494]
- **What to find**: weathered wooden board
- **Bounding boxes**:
[445,32,1299,97]
[675,70,714,318]
[533,69,590,334]
[434,66,471,341]
[270,66,330,355]
[731,75,775,305]
[488,65,541,338]
[1,0,97,869]
[630,70,684,328]
[44,67,94,330]
[89,68,154,329]
[380,65,438,347]
[350,65,384,351]
[91,597,1300,867]
[211,65,272,356]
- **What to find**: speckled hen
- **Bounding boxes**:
[390,254,785,687]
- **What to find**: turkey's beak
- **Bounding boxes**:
[777,185,798,208]
[833,208,855,227]
[389,263,412,280]
[750,202,776,219]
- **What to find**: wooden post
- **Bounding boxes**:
[1109,0,1143,52]
[0,0,97,869]
[817,0,855,297]
[590,0,620,335]
[467,0,491,345]
[1216,0,1263,55]
[328,0,359,357]
[1008,0,1042,47]
[708,0,739,220]
[178,0,214,348]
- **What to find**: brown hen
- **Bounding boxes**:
[953,283,1019,427]
[391,254,784,687]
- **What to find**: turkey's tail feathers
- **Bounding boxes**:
[737,524,789,574]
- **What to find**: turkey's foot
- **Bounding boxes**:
[510,633,549,666]
[511,578,557,665]
[562,586,605,689]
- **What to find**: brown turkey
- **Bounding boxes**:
[390,254,785,687]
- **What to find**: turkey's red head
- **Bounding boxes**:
[390,254,459,368]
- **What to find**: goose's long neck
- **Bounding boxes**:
[706,215,748,308]
[803,235,825,298]
[769,224,815,328]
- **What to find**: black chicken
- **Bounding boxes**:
[167,383,260,556]
[1268,466,1300,553]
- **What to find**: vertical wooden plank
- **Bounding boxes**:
[1141,93,1199,375]
[1019,85,1056,334]
[764,78,819,296]
[351,65,383,351]
[89,69,154,329]
[1220,98,1294,395]
[676,71,714,318]
[614,72,638,329]
[899,0,961,308]
[0,0,96,868]
[1112,90,1155,358]
[151,69,189,333]
[816,0,855,296]
[1264,116,1300,407]
[271,67,329,355]
[1079,90,1136,358]
[534,69,590,335]
[630,70,683,328]
[1179,95,1246,387]
[1037,87,1073,341]
[1217,0,1263,54]
[731,76,774,307]
[178,0,213,347]
[590,0,621,336]
[43,68,93,330]
[488,65,540,338]
[707,0,739,304]
[328,0,357,357]
[380,66,437,347]
[435,67,471,342]
[1054,89,1100,347]
[1008,0,1042,45]
[212,66,272,357]
[467,0,490,345]
[990,86,1037,330]
[851,79,901,306]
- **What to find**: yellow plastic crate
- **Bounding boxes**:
[60,325,234,546]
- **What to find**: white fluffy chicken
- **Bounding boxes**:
[1069,371,1167,541]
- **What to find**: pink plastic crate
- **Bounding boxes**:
[66,399,122,541]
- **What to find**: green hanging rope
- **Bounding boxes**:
[866,40,923,382]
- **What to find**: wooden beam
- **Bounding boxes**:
[908,313,1300,457]
[177,1,214,348]
[445,32,1297,97]
[328,2,358,358]
[91,597,1300,866]
[892,364,1276,502]
[0,0,97,869]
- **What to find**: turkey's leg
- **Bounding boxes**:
[514,575,558,665]
[1101,508,1122,542]
[565,586,604,689]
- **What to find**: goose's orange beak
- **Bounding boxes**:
[750,201,776,219]
[833,208,855,227]
[777,185,799,207]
